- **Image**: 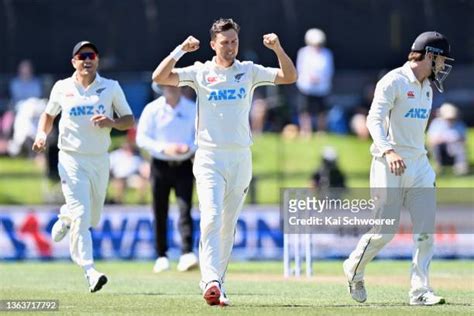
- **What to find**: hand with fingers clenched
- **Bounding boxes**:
[181,36,200,53]
[385,150,406,176]
[262,33,282,51]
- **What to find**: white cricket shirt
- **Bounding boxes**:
[136,95,196,161]
[367,62,433,159]
[176,57,278,149]
[296,46,334,96]
[45,73,133,155]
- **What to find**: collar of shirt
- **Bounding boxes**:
[71,71,102,90]
[160,97,185,116]
[402,62,429,87]
[210,57,240,71]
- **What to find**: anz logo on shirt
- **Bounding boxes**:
[404,108,429,119]
[69,104,106,116]
[207,88,247,101]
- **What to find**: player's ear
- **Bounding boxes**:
[210,40,216,51]
[71,58,77,68]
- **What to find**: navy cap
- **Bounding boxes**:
[72,41,99,57]
[411,31,452,58]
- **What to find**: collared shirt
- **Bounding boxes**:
[45,72,133,155]
[175,57,278,149]
[296,46,334,96]
[136,95,196,161]
[367,62,433,159]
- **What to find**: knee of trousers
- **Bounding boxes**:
[370,233,395,247]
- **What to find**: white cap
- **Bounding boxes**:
[305,28,326,46]
[439,102,458,120]
[322,146,337,161]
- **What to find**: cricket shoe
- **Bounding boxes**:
[410,291,446,306]
[51,208,70,242]
[203,281,221,306]
[219,284,231,306]
[343,259,367,303]
[177,253,199,272]
[152,257,170,273]
[86,270,108,293]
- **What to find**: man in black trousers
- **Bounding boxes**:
[136,85,198,272]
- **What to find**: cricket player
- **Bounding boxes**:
[343,31,454,305]
[32,41,134,292]
[152,18,297,306]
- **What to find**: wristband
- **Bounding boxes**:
[36,131,47,142]
[170,45,186,61]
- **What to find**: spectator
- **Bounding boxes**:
[109,141,149,204]
[427,103,468,175]
[311,146,346,189]
[9,60,43,108]
[7,97,47,157]
[296,28,334,136]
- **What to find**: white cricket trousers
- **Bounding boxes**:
[345,154,436,298]
[193,147,252,285]
[57,150,109,267]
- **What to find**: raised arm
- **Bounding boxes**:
[263,33,297,85]
[152,36,200,86]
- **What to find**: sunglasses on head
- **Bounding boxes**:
[75,52,97,60]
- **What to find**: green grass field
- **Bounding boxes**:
[1,131,473,204]
[0,260,472,315]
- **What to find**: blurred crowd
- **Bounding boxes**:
[0,28,471,204]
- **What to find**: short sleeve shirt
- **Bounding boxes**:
[45,73,133,154]
[175,58,278,149]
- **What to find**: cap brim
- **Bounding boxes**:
[72,42,99,57]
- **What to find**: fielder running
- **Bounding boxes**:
[32,41,135,292]
[343,31,454,305]
[152,18,297,306]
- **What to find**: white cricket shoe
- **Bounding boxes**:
[343,259,367,303]
[347,280,367,303]
[203,281,221,306]
[51,218,70,242]
[219,284,231,306]
[86,270,108,293]
[410,291,446,306]
[177,253,199,272]
[152,257,170,273]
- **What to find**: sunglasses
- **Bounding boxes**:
[75,52,97,60]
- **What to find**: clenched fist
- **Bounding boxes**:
[32,137,47,153]
[263,33,282,51]
[181,36,200,53]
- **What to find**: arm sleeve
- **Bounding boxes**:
[252,63,279,88]
[296,48,304,73]
[366,76,397,154]
[112,81,133,117]
[175,63,200,90]
[323,50,335,80]
[44,81,63,116]
[135,102,167,156]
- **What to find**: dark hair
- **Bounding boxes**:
[209,18,240,40]
[408,51,425,61]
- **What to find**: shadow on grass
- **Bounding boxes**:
[252,302,473,308]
